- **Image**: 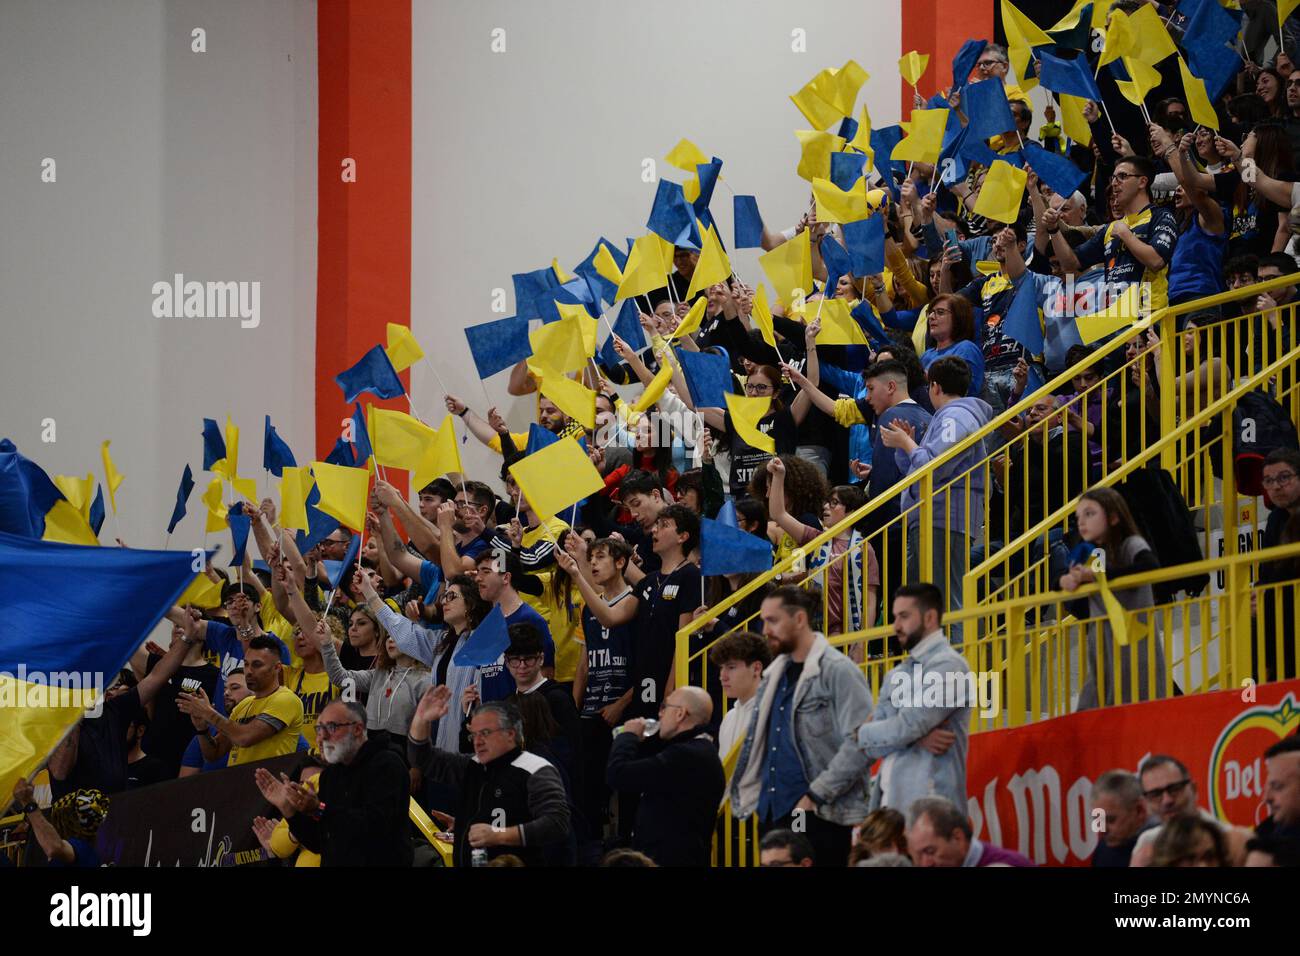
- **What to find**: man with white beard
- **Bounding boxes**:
[254,700,413,866]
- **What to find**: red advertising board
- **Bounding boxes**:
[966,680,1300,866]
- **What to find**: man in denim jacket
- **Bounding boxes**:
[731,585,874,866]
[857,583,972,814]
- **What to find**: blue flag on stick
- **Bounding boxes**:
[331,533,362,590]
[676,348,733,409]
[842,215,885,277]
[453,605,511,667]
[692,158,723,219]
[350,404,373,465]
[524,423,561,458]
[512,267,561,321]
[335,345,405,404]
[1003,277,1044,355]
[465,315,532,380]
[647,179,702,250]
[701,518,774,575]
[228,502,252,568]
[597,298,645,370]
[89,486,105,536]
[167,464,195,535]
[324,437,356,468]
[951,39,987,92]
[0,439,63,538]
[1023,142,1087,202]
[963,77,1017,142]
[820,235,854,294]
[1036,50,1103,101]
[202,418,227,471]
[830,152,868,192]
[733,195,765,249]
[263,415,296,477]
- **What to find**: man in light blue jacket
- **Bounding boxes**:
[857,583,972,815]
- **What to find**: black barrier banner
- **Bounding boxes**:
[93,755,301,867]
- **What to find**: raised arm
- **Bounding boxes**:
[444,395,499,448]
[764,457,816,544]
[555,544,638,628]
[786,320,821,425]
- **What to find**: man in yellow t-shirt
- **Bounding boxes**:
[178,635,304,767]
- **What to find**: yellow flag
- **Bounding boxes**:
[630,353,677,416]
[686,223,731,299]
[972,160,1028,224]
[795,130,847,182]
[552,258,573,284]
[529,309,596,374]
[759,229,813,307]
[1098,8,1134,68]
[791,73,842,129]
[1283,0,1300,31]
[413,415,464,490]
[812,176,869,224]
[594,243,624,285]
[1096,572,1150,646]
[556,301,598,356]
[311,462,370,532]
[371,408,438,471]
[616,235,670,301]
[898,51,930,88]
[178,572,224,609]
[279,465,314,532]
[724,393,775,453]
[1059,93,1093,147]
[1116,56,1161,106]
[201,477,228,533]
[752,284,776,349]
[1127,2,1177,65]
[1178,56,1220,131]
[671,297,708,341]
[1049,0,1092,33]
[509,437,605,520]
[815,298,869,345]
[42,500,99,546]
[848,104,874,168]
[384,323,424,373]
[100,440,124,514]
[826,60,870,115]
[213,416,240,482]
[891,108,949,165]
[664,138,709,173]
[683,174,701,204]
[1002,0,1053,48]
[1091,0,1116,31]
[53,473,95,518]
[1077,283,1143,343]
[233,476,258,502]
[528,360,597,429]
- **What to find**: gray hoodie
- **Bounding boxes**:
[896,396,994,535]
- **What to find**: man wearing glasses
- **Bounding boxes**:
[254,700,413,866]
[1130,754,1250,866]
[1255,448,1300,681]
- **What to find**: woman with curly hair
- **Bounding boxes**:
[745,452,828,557]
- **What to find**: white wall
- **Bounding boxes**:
[0,0,317,552]
[411,0,903,488]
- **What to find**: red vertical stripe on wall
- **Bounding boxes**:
[316,0,412,459]
[901,0,994,112]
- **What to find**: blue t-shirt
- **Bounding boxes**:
[1167,211,1227,304]
[580,591,635,717]
[180,734,229,773]
[922,340,986,396]
[49,837,99,868]
[476,603,555,702]
[865,402,932,506]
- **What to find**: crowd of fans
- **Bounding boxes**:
[9,1,1300,868]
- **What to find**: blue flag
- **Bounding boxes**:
[89,486,105,536]
[453,605,511,667]
[324,437,356,468]
[1183,0,1243,103]
[1023,142,1087,202]
[842,215,885,277]
[228,502,252,568]
[524,423,561,457]
[350,404,373,465]
[850,300,892,346]
[202,418,227,471]
[647,179,702,250]
[675,348,733,409]
[574,237,629,305]
[716,499,738,529]
[331,533,362,590]
[512,267,561,321]
[952,39,987,91]
[597,297,646,370]
[733,195,765,249]
[167,464,195,535]
[335,345,405,404]
[820,235,854,294]
[296,482,340,554]
[0,440,63,538]
[962,77,1017,142]
[263,415,296,477]
[830,151,868,192]
[466,315,532,380]
[701,518,773,576]
[837,114,859,143]
[692,157,723,219]
[1003,277,1044,355]
[869,126,905,196]
[0,532,215,796]
[1036,50,1103,102]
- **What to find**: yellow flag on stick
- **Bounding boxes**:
[509,437,605,520]
[555,301,598,356]
[233,476,258,502]
[413,415,464,491]
[1283,0,1300,31]
[215,416,240,483]
[791,70,842,129]
[384,323,424,373]
[1002,0,1052,48]
[1096,571,1150,646]
[201,477,228,533]
[664,138,709,172]
[795,130,847,182]
[972,160,1028,224]
[311,462,370,532]
[812,176,869,224]
[100,440,124,515]
[898,51,930,88]
[279,465,314,532]
[826,60,870,115]
[630,353,676,417]
[178,572,224,609]
[1116,56,1161,106]
[594,243,624,285]
[815,298,869,345]
[616,235,671,302]
[371,408,438,471]
[724,393,775,453]
[529,309,597,374]
[53,474,95,518]
[1177,56,1220,131]
[671,297,708,341]
[1098,8,1134,68]
[1059,93,1093,147]
[686,223,732,299]
[891,109,949,165]
[552,258,573,284]
[752,284,777,349]
[42,500,99,546]
[1077,282,1143,343]
[848,104,874,167]
[759,229,813,307]
[1127,2,1177,65]
[528,360,598,429]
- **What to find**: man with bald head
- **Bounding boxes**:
[606,686,725,866]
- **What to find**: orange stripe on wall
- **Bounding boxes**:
[901,0,994,113]
[316,0,412,460]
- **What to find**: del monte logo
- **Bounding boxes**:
[1208,693,1300,825]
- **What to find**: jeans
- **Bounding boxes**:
[907,523,969,647]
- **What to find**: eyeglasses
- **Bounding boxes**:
[1110,172,1142,183]
[468,726,511,741]
[440,591,461,603]
[1142,778,1192,801]
[744,383,774,394]
[315,720,359,738]
[505,653,542,665]
[1263,472,1298,487]
[976,59,1002,70]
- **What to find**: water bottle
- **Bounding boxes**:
[471,848,489,867]
[612,718,660,739]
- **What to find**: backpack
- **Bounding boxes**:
[1232,389,1300,497]
[1116,468,1208,603]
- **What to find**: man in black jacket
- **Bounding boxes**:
[606,686,724,866]
[254,700,413,866]
[408,690,571,866]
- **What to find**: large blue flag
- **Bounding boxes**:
[842,214,885,277]
[675,348,733,409]
[0,532,213,798]
[1023,141,1087,202]
[1183,0,1243,102]
[851,300,892,346]
[202,418,227,472]
[1003,276,1044,355]
[324,437,357,468]
[512,267,562,321]
[733,195,765,249]
[335,345,405,404]
[1036,50,1102,102]
[228,502,252,568]
[820,235,854,294]
[647,179,702,250]
[700,518,773,575]
[0,439,62,538]
[263,415,296,477]
[167,463,195,535]
[453,605,511,667]
[465,315,532,380]
[963,77,1017,142]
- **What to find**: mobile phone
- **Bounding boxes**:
[180,677,202,695]
[944,228,959,249]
